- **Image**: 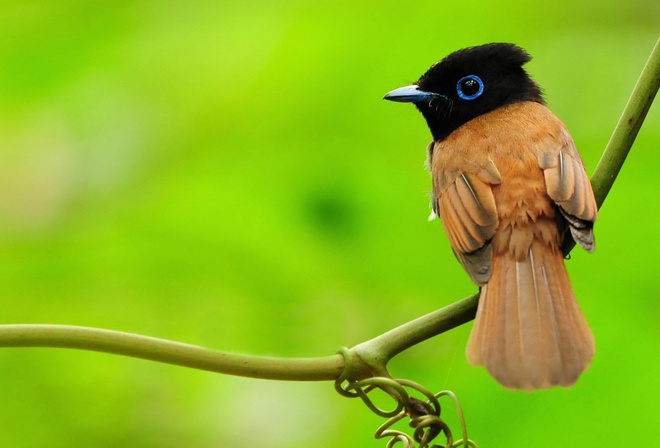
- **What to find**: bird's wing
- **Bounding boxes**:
[537,131,598,252]
[432,159,501,285]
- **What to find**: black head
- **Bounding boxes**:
[384,43,544,140]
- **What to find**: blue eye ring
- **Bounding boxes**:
[456,75,484,100]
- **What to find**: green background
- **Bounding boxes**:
[0,1,658,446]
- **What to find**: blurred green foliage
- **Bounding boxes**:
[0,1,658,447]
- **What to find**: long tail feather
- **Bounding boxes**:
[466,240,594,390]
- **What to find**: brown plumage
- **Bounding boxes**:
[431,102,596,390]
[385,43,597,390]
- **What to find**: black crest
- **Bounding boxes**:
[414,43,544,140]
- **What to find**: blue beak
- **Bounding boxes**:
[383,85,447,103]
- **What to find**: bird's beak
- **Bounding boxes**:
[383,85,447,103]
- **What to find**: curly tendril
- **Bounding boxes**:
[334,347,478,448]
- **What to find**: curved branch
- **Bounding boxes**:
[562,37,660,254]
[0,37,658,382]
[0,324,349,381]
[591,37,660,208]
[351,294,479,369]
[0,295,478,382]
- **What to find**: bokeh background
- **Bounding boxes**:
[0,1,658,447]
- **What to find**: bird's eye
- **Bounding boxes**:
[456,75,484,100]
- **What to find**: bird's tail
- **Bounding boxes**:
[466,239,594,390]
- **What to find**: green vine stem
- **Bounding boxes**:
[0,37,658,382]
[562,36,660,254]
[0,295,477,381]
[0,324,349,380]
[591,37,660,207]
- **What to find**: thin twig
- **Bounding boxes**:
[0,324,350,380]
[562,37,660,254]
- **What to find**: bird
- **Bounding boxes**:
[384,43,597,390]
